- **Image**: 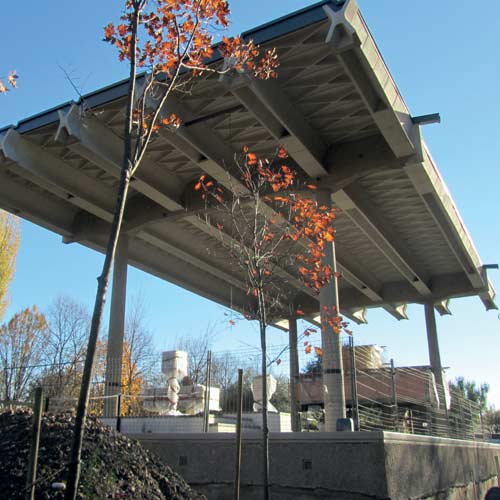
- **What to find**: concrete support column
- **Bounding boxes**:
[424,302,444,389]
[288,317,300,432]
[104,235,128,417]
[317,190,346,431]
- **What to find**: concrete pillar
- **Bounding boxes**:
[104,235,128,417]
[317,190,346,431]
[288,317,300,432]
[424,302,444,389]
[424,303,450,434]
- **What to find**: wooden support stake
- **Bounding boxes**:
[25,387,43,500]
[234,369,244,500]
[116,394,122,432]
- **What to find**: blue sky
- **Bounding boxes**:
[1,2,499,405]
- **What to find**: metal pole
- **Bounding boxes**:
[348,336,359,430]
[234,369,244,500]
[390,359,398,431]
[25,387,43,500]
[288,317,300,432]
[204,351,212,433]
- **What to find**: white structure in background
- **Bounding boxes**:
[144,350,220,416]
[252,375,278,413]
[161,351,188,415]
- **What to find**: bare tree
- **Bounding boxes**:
[121,296,156,409]
[0,306,48,402]
[40,296,90,400]
[211,351,239,392]
[176,324,216,386]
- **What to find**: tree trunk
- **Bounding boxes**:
[64,8,139,499]
[258,292,270,500]
[64,168,132,500]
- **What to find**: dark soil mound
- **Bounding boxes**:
[0,410,206,500]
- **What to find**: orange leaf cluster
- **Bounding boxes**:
[194,145,352,339]
[104,1,278,81]
[0,71,18,94]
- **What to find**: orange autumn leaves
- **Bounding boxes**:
[195,148,338,294]
[103,0,278,79]
[0,71,18,94]
[196,146,350,353]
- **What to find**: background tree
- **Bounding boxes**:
[0,306,48,402]
[120,341,144,414]
[176,324,217,386]
[485,409,500,434]
[39,296,90,401]
[270,373,291,413]
[449,376,489,411]
[120,296,155,413]
[448,376,489,438]
[0,210,20,322]
[211,350,239,394]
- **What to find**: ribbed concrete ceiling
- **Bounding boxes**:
[0,0,495,327]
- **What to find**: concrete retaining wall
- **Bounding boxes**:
[131,432,500,499]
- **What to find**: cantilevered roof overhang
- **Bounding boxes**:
[0,0,496,325]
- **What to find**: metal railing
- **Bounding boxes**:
[0,338,490,441]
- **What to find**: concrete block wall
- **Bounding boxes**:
[131,432,500,499]
[383,432,500,499]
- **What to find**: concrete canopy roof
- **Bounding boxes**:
[0,0,496,326]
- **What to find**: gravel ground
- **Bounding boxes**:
[0,410,206,500]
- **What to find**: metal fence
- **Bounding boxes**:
[0,337,490,440]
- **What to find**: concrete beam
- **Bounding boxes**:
[344,307,368,325]
[320,135,407,192]
[383,303,408,321]
[70,224,257,317]
[404,129,496,309]
[323,1,417,159]
[56,104,184,210]
[0,129,115,222]
[0,169,76,236]
[65,211,248,292]
[334,186,431,296]
[158,96,250,196]
[330,272,489,311]
[434,299,452,316]
[223,74,328,178]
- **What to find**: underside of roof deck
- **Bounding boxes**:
[0,0,495,326]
